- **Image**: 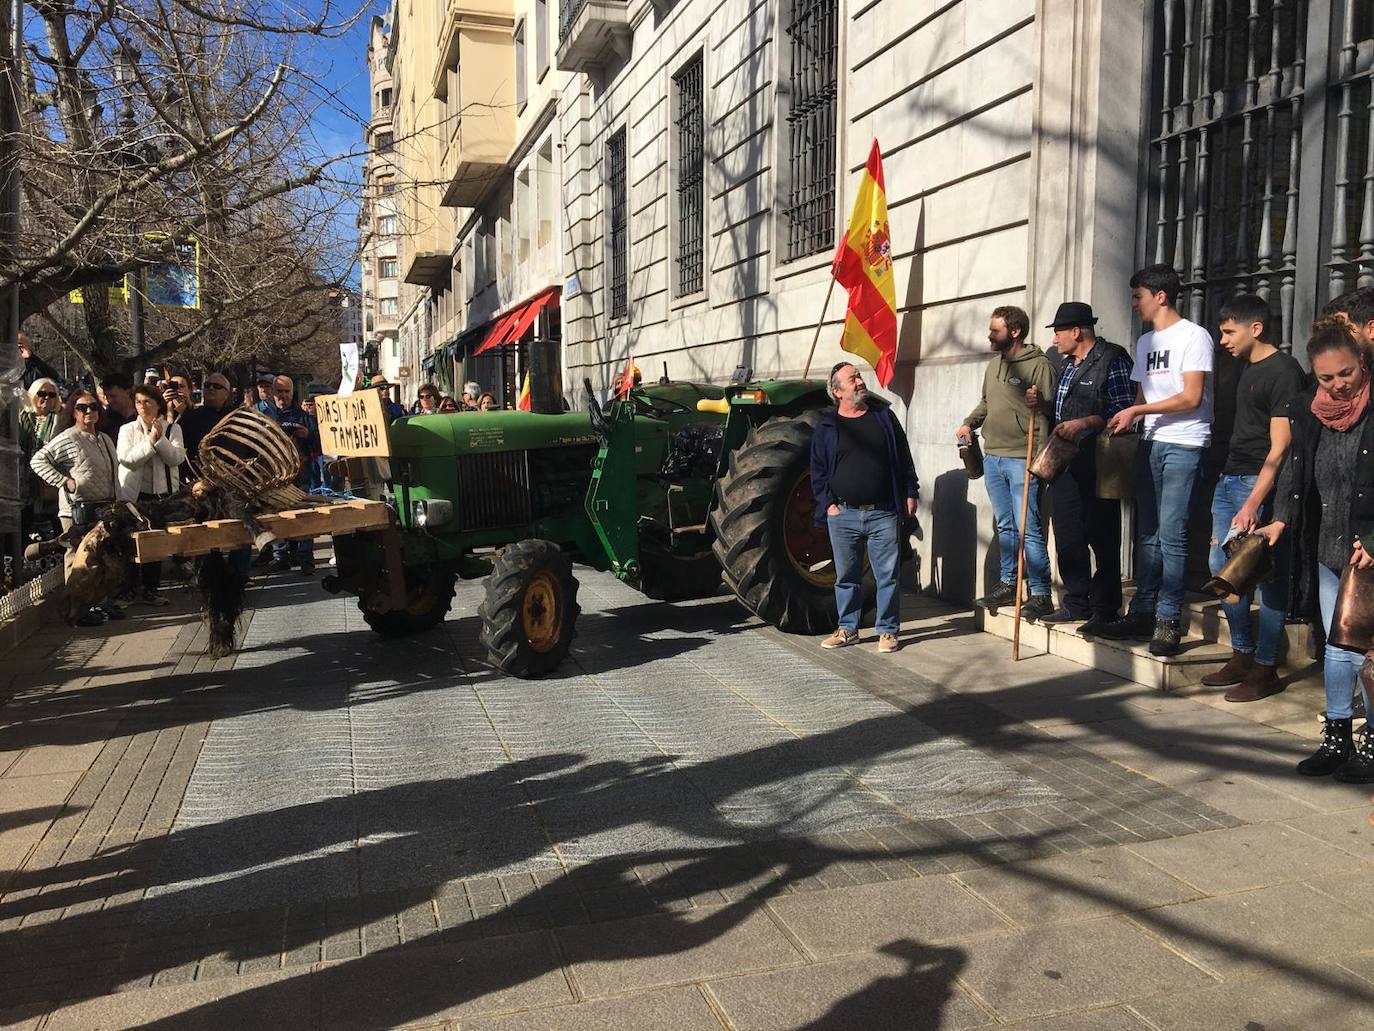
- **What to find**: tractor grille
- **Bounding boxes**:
[456,451,534,530]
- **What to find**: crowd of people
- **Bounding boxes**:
[815,264,1374,783]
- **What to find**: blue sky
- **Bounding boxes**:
[295,1,388,284]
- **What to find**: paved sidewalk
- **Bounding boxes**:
[0,572,1371,1030]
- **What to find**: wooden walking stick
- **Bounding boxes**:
[1011,412,1037,661]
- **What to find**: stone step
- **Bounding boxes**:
[978,606,1267,693]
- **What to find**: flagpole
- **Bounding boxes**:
[801,276,839,381]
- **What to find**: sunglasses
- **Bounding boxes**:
[35,391,58,399]
[73,402,100,413]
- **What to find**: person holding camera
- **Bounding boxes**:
[30,389,123,625]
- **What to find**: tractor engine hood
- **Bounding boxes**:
[386,411,600,458]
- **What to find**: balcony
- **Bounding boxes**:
[404,250,451,288]
[557,0,631,74]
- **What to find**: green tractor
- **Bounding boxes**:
[325,375,864,677]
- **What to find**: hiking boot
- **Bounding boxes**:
[1202,650,1254,688]
[1094,611,1156,641]
[821,628,859,649]
[1224,663,1282,703]
[1297,716,1354,777]
[976,581,1017,610]
[1335,723,1374,784]
[1148,618,1183,657]
[877,633,899,653]
[1021,595,1053,623]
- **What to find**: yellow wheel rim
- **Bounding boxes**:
[522,572,562,653]
[782,472,835,588]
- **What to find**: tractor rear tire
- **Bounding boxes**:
[361,569,456,637]
[478,539,580,677]
[711,410,872,634]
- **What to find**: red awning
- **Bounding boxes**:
[471,286,561,356]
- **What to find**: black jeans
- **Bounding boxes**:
[1049,445,1122,618]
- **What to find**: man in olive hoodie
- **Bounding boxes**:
[956,305,1057,621]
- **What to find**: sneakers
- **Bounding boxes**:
[821,628,859,649]
[878,633,899,653]
[264,558,293,574]
[1020,595,1053,623]
[1224,663,1282,703]
[1201,650,1253,687]
[1077,613,1117,637]
[976,581,1017,610]
[1148,618,1183,657]
[1095,611,1156,641]
[74,608,106,627]
[1039,607,1085,625]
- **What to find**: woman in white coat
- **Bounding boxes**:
[117,383,186,605]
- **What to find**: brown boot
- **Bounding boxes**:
[1201,650,1253,687]
[1224,663,1283,703]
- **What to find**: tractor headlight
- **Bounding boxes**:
[412,499,453,528]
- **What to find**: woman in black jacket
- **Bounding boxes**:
[1257,318,1374,780]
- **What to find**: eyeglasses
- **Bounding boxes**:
[73,403,100,413]
[35,391,58,399]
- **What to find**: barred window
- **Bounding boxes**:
[674,54,706,296]
[607,128,629,319]
[1144,0,1374,351]
[780,0,838,262]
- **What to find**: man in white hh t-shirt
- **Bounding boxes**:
[1097,264,1215,656]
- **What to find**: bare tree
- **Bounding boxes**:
[1,0,366,375]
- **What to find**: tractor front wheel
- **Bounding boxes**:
[478,539,581,677]
[360,568,457,637]
[710,410,873,634]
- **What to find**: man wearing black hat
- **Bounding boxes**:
[1030,302,1135,632]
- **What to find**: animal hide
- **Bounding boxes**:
[62,505,142,623]
[197,551,247,658]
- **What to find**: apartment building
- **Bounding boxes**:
[359,14,403,386]
[372,0,1374,603]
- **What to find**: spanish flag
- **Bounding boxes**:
[517,371,532,411]
[832,140,897,388]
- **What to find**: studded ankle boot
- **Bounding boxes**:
[1297,716,1355,777]
[1334,723,1374,784]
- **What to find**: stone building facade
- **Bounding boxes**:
[370,0,1374,602]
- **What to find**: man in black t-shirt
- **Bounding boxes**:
[809,362,920,654]
[1202,294,1307,701]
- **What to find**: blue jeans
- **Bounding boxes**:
[273,537,316,566]
[1209,474,1287,666]
[1130,439,1205,621]
[983,453,1051,596]
[826,506,902,635]
[1318,563,1371,719]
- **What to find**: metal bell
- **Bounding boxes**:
[1203,533,1274,604]
[1329,564,1374,654]
[1028,433,1079,483]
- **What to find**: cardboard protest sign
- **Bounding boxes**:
[314,390,391,457]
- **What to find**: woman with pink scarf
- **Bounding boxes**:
[1258,318,1374,780]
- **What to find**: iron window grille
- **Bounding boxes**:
[781,0,839,262]
[607,128,629,319]
[674,53,706,296]
[1144,1,1374,351]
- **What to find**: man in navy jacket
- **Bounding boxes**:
[810,361,919,654]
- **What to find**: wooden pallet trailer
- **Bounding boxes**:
[131,499,392,564]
